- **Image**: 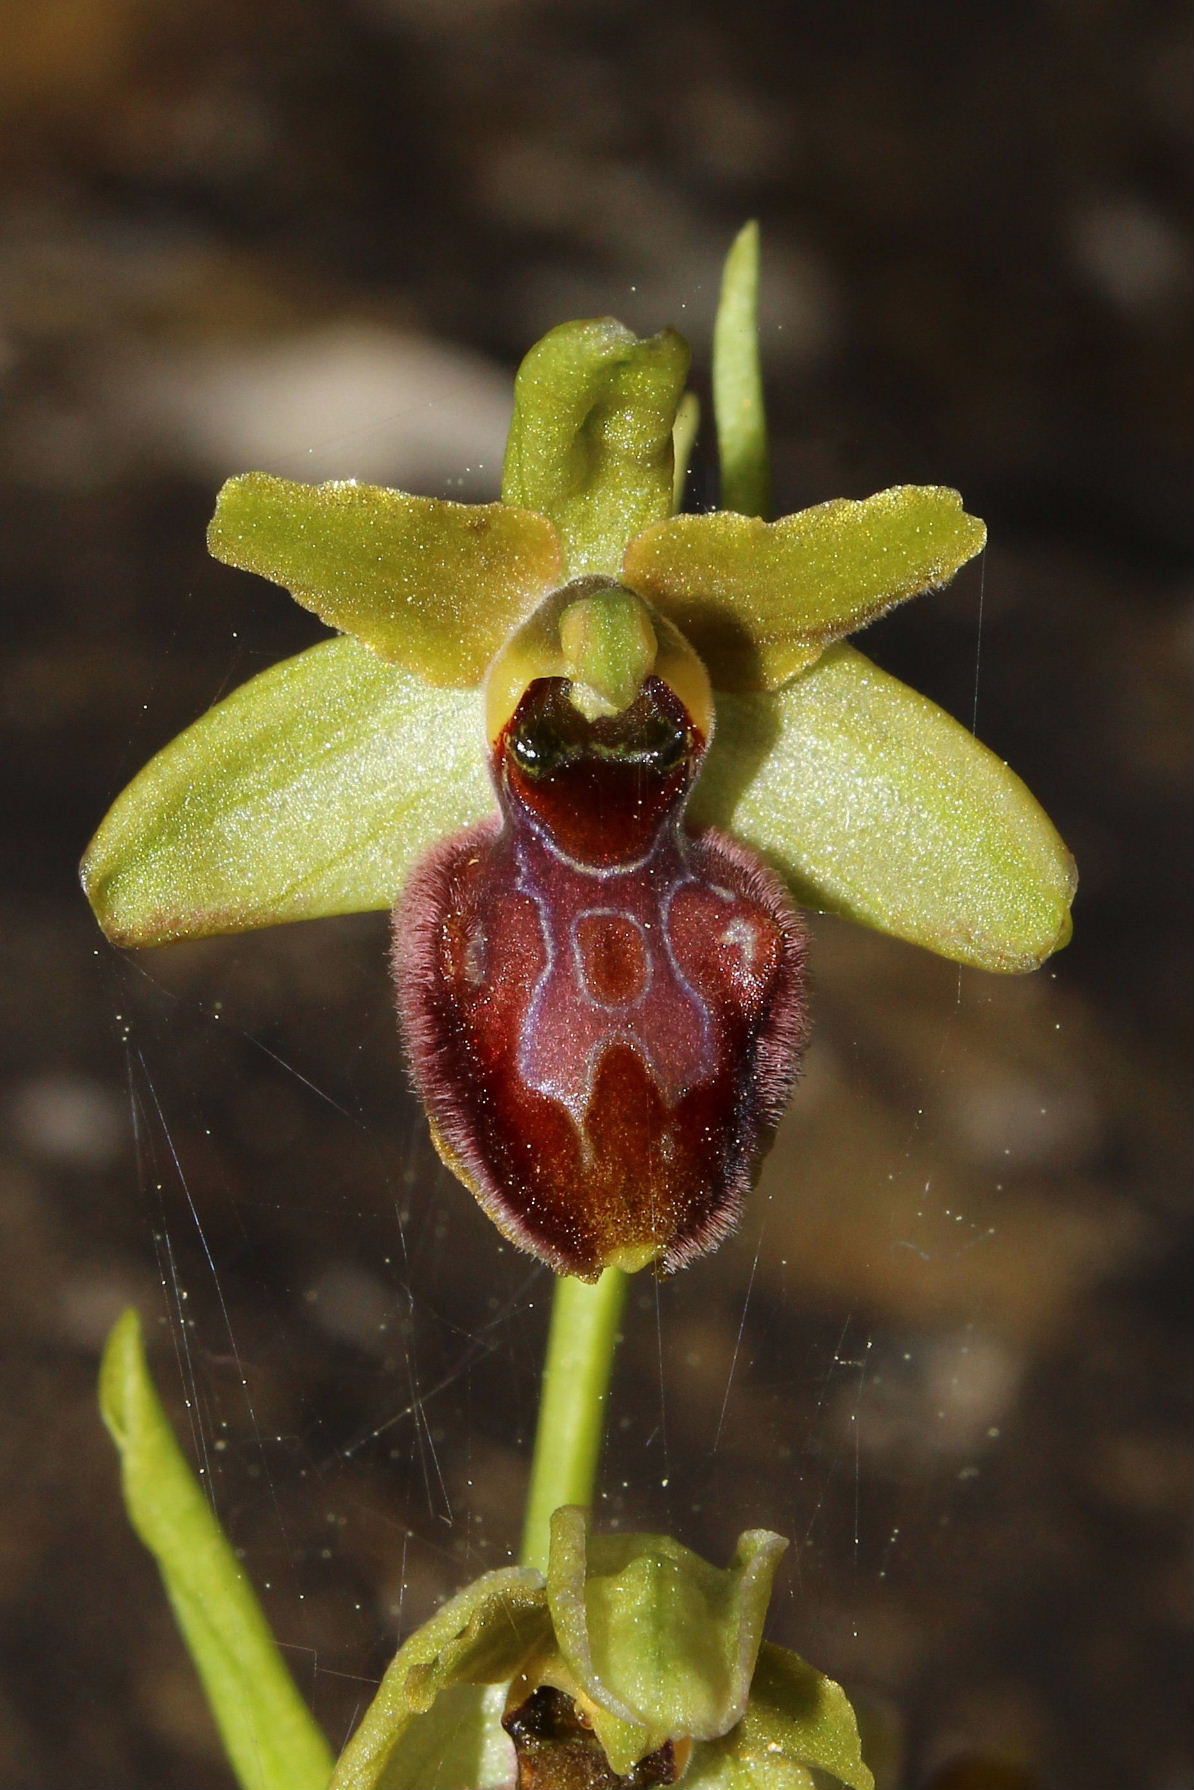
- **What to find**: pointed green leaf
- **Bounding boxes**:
[330,1569,548,1790]
[501,319,691,577]
[623,487,987,690]
[546,1508,788,1776]
[208,474,563,685]
[685,1644,874,1790]
[713,220,771,520]
[691,643,1076,973]
[82,635,492,948]
[99,1312,334,1790]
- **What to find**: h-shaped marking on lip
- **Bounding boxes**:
[512,819,715,1124]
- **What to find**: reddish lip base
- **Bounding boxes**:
[393,677,809,1280]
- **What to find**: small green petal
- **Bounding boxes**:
[99,1312,334,1790]
[686,1644,874,1790]
[501,318,691,577]
[208,473,564,686]
[623,487,987,690]
[545,1507,788,1776]
[82,635,492,948]
[691,643,1076,974]
[713,220,771,520]
[330,1570,548,1790]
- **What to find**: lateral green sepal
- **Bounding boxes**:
[329,1569,549,1790]
[693,643,1076,973]
[81,635,492,947]
[685,1644,874,1790]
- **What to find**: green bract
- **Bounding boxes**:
[81,231,1074,975]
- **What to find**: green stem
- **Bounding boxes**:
[520,1267,629,1572]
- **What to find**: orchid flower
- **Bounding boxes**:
[83,242,1073,1284]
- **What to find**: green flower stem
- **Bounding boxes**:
[521,1268,629,1573]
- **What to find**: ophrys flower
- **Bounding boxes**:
[82,242,1074,1281]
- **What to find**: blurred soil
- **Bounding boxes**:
[0,2,1190,1786]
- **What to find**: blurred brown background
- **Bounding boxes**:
[1,2,1190,1786]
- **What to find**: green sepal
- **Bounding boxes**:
[692,643,1076,973]
[544,1507,788,1775]
[329,1569,549,1790]
[713,220,770,520]
[208,473,564,686]
[622,487,987,690]
[81,635,492,948]
[99,1312,335,1790]
[501,319,691,577]
[685,1644,874,1790]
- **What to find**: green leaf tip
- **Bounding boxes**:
[624,485,988,691]
[502,317,691,576]
[207,471,563,686]
[99,1310,334,1790]
[81,636,492,948]
[714,219,771,520]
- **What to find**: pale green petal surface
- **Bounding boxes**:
[82,635,492,948]
[692,644,1075,973]
[208,473,563,685]
[685,1645,874,1790]
[99,1312,334,1790]
[501,318,690,576]
[329,1571,548,1790]
[545,1507,788,1775]
[623,487,987,690]
[713,220,770,520]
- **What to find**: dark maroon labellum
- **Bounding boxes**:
[394,675,809,1280]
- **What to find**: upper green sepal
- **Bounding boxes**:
[208,472,563,685]
[501,318,691,576]
[694,643,1076,974]
[82,635,492,947]
[100,1312,334,1790]
[623,486,987,690]
[543,1507,788,1774]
